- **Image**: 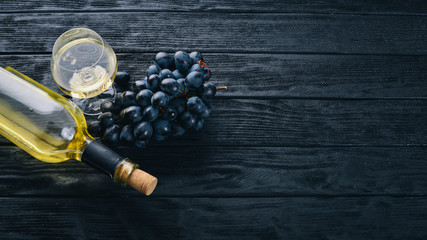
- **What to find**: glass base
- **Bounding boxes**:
[73,86,116,116]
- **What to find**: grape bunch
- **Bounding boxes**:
[87,51,224,149]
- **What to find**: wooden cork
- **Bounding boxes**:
[127,169,158,196]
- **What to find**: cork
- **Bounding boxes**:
[127,169,158,196]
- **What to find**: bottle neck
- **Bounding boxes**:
[113,158,139,186]
[81,140,158,195]
[81,140,137,185]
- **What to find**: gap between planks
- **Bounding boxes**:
[0,9,426,17]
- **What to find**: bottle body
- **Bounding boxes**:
[0,64,157,195]
[0,64,90,163]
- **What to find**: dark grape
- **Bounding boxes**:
[135,89,153,107]
[100,100,117,113]
[180,111,197,129]
[204,69,212,82]
[151,91,169,108]
[201,96,211,106]
[168,95,176,104]
[162,106,178,120]
[173,70,185,79]
[147,74,160,91]
[174,51,192,73]
[185,71,203,89]
[121,91,136,107]
[169,98,186,115]
[160,78,179,96]
[142,105,159,122]
[189,63,204,73]
[155,52,174,69]
[199,103,212,119]
[171,122,186,137]
[147,64,160,77]
[113,83,125,94]
[98,51,214,147]
[120,106,142,124]
[189,63,209,82]
[189,51,203,65]
[195,85,204,97]
[114,92,124,108]
[114,71,131,88]
[176,78,186,95]
[202,72,210,82]
[131,80,147,93]
[102,125,121,145]
[100,88,115,98]
[187,96,206,115]
[159,69,174,80]
[134,121,153,140]
[87,120,102,137]
[120,125,135,144]
[153,61,161,69]
[134,140,148,149]
[194,119,205,131]
[152,119,172,141]
[98,112,115,127]
[202,82,216,98]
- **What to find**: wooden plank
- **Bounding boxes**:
[1,0,426,14]
[1,146,427,196]
[0,99,426,146]
[195,99,426,146]
[2,53,427,98]
[0,13,425,54]
[1,196,427,239]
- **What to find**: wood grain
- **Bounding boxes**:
[1,196,427,239]
[0,13,425,54]
[2,53,427,98]
[197,99,426,146]
[1,146,427,197]
[1,0,426,14]
[0,1,426,239]
[0,99,425,146]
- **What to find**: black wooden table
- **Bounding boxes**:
[0,1,426,239]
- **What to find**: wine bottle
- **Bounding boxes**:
[0,64,157,195]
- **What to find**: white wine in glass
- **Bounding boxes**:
[51,28,117,115]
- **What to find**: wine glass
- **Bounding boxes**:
[51,28,117,115]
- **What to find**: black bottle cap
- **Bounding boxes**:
[81,140,124,178]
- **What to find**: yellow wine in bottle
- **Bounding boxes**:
[0,64,156,195]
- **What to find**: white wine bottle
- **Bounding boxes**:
[0,64,157,195]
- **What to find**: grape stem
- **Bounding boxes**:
[198,60,211,82]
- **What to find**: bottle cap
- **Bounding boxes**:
[82,141,158,195]
[127,169,158,196]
